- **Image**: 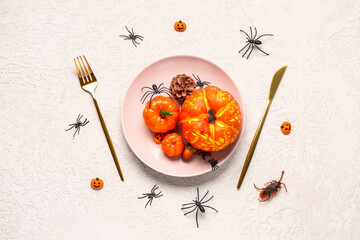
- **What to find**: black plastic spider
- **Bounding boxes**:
[140,83,172,107]
[208,158,219,171]
[239,26,273,59]
[181,188,218,228]
[119,26,144,47]
[194,150,212,160]
[66,114,89,138]
[138,185,163,208]
[192,74,211,89]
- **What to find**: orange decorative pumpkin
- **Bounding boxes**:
[281,122,291,134]
[153,132,165,144]
[91,178,104,190]
[162,133,184,157]
[180,86,242,152]
[143,96,180,133]
[174,20,186,32]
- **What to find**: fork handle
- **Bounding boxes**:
[93,98,124,181]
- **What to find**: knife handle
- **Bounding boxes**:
[237,100,271,189]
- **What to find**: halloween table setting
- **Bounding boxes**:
[1,0,359,239]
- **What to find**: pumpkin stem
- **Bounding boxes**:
[179,20,182,23]
[207,109,216,123]
[96,178,99,180]
[159,109,173,118]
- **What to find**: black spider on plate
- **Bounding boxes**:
[192,74,211,89]
[208,158,219,171]
[239,26,273,59]
[138,185,163,208]
[194,150,212,160]
[119,26,144,47]
[66,114,89,138]
[181,188,218,228]
[140,83,172,107]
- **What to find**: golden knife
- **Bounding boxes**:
[237,66,287,189]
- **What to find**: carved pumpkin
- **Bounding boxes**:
[174,20,186,32]
[143,96,180,133]
[180,86,242,152]
[281,122,291,134]
[91,178,104,190]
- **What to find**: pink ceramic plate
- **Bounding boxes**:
[121,55,244,177]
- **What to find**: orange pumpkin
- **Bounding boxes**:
[162,133,184,157]
[180,86,242,152]
[91,178,104,190]
[281,122,291,134]
[174,20,186,32]
[143,96,180,133]
[153,132,165,144]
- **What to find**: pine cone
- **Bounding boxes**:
[169,74,196,101]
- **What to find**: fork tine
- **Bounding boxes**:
[76,57,89,83]
[83,55,97,82]
[74,58,84,85]
[80,56,91,82]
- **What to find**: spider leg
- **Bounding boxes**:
[119,35,130,38]
[254,45,269,56]
[197,188,200,201]
[148,94,155,108]
[142,93,154,104]
[254,27,257,38]
[77,114,82,122]
[141,86,154,91]
[182,206,197,213]
[255,34,273,40]
[140,92,153,103]
[250,26,253,39]
[151,185,157,192]
[202,205,218,212]
[201,195,213,204]
[66,124,76,131]
[281,183,288,192]
[200,190,209,202]
[149,198,153,206]
[138,195,148,199]
[131,28,134,35]
[132,39,138,47]
[163,92,173,99]
[196,208,199,228]
[240,30,251,40]
[154,193,163,198]
[242,44,251,58]
[239,43,250,53]
[125,26,131,34]
[246,45,254,59]
[145,199,151,208]
[253,183,264,190]
[81,118,89,126]
[181,204,196,210]
[73,127,80,138]
[182,202,195,206]
[158,83,164,89]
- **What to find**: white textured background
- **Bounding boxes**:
[1,0,359,239]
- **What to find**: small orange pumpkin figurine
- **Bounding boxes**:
[174,20,186,32]
[91,178,104,190]
[162,133,184,157]
[281,122,291,134]
[143,96,180,133]
[153,133,165,144]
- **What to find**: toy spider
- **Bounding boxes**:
[194,150,212,160]
[181,188,218,228]
[119,26,144,47]
[239,26,273,59]
[192,74,211,89]
[66,114,89,138]
[208,159,219,171]
[138,185,163,208]
[140,83,172,107]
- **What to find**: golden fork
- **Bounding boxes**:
[74,56,124,181]
[237,66,287,189]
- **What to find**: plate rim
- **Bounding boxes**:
[121,55,245,177]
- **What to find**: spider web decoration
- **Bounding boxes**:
[138,185,163,208]
[66,114,89,138]
[181,188,218,228]
[239,26,273,59]
[119,26,144,47]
